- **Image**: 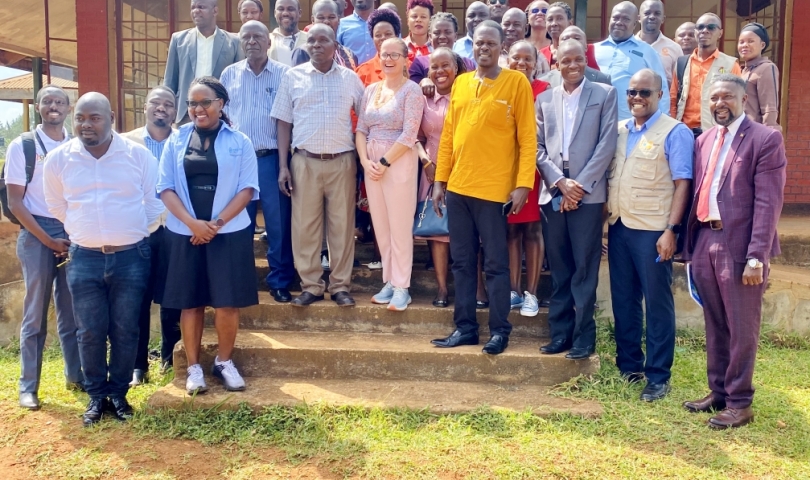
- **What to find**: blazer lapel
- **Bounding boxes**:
[718,118,750,191]
[569,79,592,141]
[211,29,226,76]
[693,126,717,194]
[188,30,198,72]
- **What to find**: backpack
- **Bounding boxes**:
[0,132,45,225]
[675,55,690,106]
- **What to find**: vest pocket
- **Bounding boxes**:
[630,156,658,180]
[629,187,665,216]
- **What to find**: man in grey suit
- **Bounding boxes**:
[164,0,243,124]
[541,26,612,88]
[536,40,618,359]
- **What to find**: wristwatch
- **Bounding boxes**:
[747,258,764,269]
[215,218,226,228]
[666,224,680,234]
[379,157,391,167]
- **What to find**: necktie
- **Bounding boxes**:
[696,126,728,221]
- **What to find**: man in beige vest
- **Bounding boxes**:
[269,0,309,66]
[669,13,740,135]
[607,69,693,402]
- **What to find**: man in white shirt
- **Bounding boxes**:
[635,0,681,86]
[4,85,82,411]
[43,92,162,428]
[269,0,308,66]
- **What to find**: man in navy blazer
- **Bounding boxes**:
[164,0,243,124]
[535,40,618,360]
[682,74,786,429]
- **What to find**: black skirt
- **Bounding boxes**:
[160,226,258,309]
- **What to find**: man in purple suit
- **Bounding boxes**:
[682,74,786,429]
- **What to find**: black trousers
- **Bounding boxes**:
[540,202,603,348]
[447,192,512,337]
[135,226,181,370]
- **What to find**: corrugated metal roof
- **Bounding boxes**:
[0,74,77,90]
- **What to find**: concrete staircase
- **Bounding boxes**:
[148,238,602,416]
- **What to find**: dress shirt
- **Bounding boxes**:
[594,35,670,120]
[270,61,364,154]
[626,111,694,180]
[43,133,162,247]
[157,122,259,235]
[453,36,473,59]
[635,31,681,86]
[404,36,432,61]
[669,49,742,128]
[337,13,376,64]
[195,27,218,77]
[221,58,289,150]
[269,29,308,66]
[139,129,171,233]
[561,83,583,162]
[3,125,70,218]
[706,114,745,221]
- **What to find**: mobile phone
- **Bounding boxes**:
[551,195,562,212]
[502,200,513,216]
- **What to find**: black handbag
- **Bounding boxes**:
[413,186,449,237]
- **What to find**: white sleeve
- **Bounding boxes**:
[43,154,67,222]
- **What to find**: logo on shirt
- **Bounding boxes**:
[36,153,46,164]
[718,67,726,74]
[639,140,656,152]
[229,147,242,156]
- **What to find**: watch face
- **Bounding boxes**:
[748,259,757,267]
[216,218,225,227]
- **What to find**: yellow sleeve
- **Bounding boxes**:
[435,81,458,183]
[514,76,537,190]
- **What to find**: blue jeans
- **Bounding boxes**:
[66,241,151,400]
[16,216,83,393]
[246,150,294,289]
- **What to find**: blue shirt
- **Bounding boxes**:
[337,13,375,65]
[220,58,288,151]
[453,36,474,59]
[595,36,670,121]
[142,129,169,161]
[626,111,693,181]
[157,122,260,235]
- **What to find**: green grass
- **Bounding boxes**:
[0,324,809,479]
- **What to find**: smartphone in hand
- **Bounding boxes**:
[502,200,513,216]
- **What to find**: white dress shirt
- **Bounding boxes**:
[561,83,583,162]
[195,27,217,77]
[706,114,745,221]
[636,31,681,86]
[43,133,162,248]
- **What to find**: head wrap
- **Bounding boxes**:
[741,22,769,52]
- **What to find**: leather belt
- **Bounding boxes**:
[191,185,216,191]
[700,220,723,231]
[295,148,351,160]
[255,149,277,157]
[78,243,140,254]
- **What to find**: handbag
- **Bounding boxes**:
[413,186,449,237]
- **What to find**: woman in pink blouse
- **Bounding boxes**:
[415,47,468,308]
[357,38,426,311]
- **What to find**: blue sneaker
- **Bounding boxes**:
[388,287,412,311]
[510,290,524,310]
[372,282,394,304]
[520,292,539,317]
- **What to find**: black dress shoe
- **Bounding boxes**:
[271,288,292,303]
[540,338,572,354]
[482,335,509,355]
[332,291,356,307]
[476,300,489,309]
[129,369,148,387]
[431,330,479,348]
[107,396,134,421]
[19,392,40,410]
[640,381,671,402]
[291,291,324,307]
[565,345,595,359]
[83,398,107,427]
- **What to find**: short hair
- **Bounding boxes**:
[237,0,263,12]
[475,20,504,42]
[189,76,232,126]
[382,37,409,57]
[548,2,572,20]
[312,0,338,14]
[509,39,538,61]
[36,84,70,105]
[699,12,722,27]
[431,46,468,75]
[146,85,176,99]
[632,68,662,90]
[712,73,746,92]
[407,0,434,16]
[368,7,402,37]
[430,11,458,33]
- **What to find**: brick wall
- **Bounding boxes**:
[785,0,810,205]
[75,0,110,98]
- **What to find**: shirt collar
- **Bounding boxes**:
[352,12,367,23]
[196,27,218,40]
[71,131,128,158]
[722,114,746,138]
[302,60,340,75]
[241,57,275,74]
[35,124,68,141]
[635,31,663,45]
[602,35,639,47]
[743,56,769,69]
[143,127,171,144]
[691,48,721,62]
[432,91,451,103]
[561,81,584,98]
[627,110,662,134]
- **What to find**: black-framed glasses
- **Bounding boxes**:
[380,52,404,60]
[187,98,220,109]
[529,7,548,15]
[488,0,507,5]
[626,89,658,98]
[695,24,720,32]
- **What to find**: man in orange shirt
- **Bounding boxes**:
[670,13,740,136]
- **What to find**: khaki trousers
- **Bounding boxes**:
[290,151,357,296]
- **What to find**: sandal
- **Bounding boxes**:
[432,297,449,308]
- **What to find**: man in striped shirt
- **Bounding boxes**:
[221,20,295,304]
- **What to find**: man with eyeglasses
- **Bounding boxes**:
[670,13,741,137]
[594,1,669,121]
[4,85,83,411]
[606,69,693,402]
[453,1,490,60]
[488,0,509,23]
[269,0,308,66]
[635,0,681,86]
[122,86,180,384]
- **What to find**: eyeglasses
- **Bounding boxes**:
[529,7,548,15]
[488,0,507,5]
[626,89,658,98]
[380,52,404,60]
[695,24,720,32]
[187,98,220,109]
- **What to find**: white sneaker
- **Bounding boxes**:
[185,364,208,395]
[212,357,246,391]
[366,261,382,270]
[372,282,394,304]
[510,290,524,309]
[321,253,330,271]
[520,291,540,317]
[388,287,412,311]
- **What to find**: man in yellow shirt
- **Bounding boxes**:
[431,20,537,355]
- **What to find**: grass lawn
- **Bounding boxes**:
[0,323,808,479]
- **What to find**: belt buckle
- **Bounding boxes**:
[319,152,330,160]
[101,245,113,254]
[710,221,721,231]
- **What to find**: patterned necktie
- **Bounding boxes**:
[696,126,729,221]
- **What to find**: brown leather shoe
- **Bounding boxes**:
[332,291,356,307]
[291,292,324,307]
[708,407,754,429]
[683,394,726,413]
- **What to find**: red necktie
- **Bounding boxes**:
[696,127,728,221]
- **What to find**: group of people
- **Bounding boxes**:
[3,0,786,431]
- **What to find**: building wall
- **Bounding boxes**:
[75,0,111,98]
[785,0,810,205]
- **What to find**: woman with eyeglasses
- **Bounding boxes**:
[409,12,476,85]
[157,76,259,395]
[542,2,599,70]
[237,0,263,23]
[525,0,551,52]
[356,8,407,86]
[738,22,781,131]
[356,38,425,311]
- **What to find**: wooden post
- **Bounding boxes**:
[574,0,587,31]
[32,57,43,126]
[22,100,30,132]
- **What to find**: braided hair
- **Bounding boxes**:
[189,76,232,126]
[429,11,458,33]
